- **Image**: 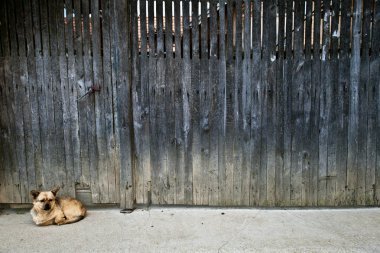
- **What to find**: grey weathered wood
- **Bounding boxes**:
[360,0,372,205]
[347,0,362,206]
[182,0,193,205]
[0,1,10,57]
[250,0,261,206]
[192,0,202,205]
[208,0,219,206]
[174,0,185,205]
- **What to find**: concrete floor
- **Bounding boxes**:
[0,207,379,253]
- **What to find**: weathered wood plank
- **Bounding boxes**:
[192,0,202,205]
[232,0,243,206]
[224,0,235,206]
[174,0,185,205]
[112,0,133,208]
[91,0,108,203]
[0,57,13,202]
[360,0,373,205]
[182,0,193,205]
[250,0,261,206]
[335,0,350,206]
[0,1,10,57]
[217,0,227,206]
[132,0,143,205]
[347,0,362,206]
[208,0,219,206]
[371,0,380,205]
[165,0,176,205]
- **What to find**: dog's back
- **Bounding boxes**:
[58,197,87,223]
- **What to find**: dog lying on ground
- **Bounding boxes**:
[30,186,86,226]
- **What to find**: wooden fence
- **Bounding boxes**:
[0,0,380,208]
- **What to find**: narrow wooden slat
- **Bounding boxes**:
[182,0,193,205]
[360,0,372,205]
[208,0,219,206]
[302,0,312,206]
[224,0,235,206]
[347,0,362,206]
[240,0,251,206]
[31,0,42,55]
[318,1,332,206]
[140,0,151,204]
[73,0,90,189]
[92,0,108,203]
[372,0,380,205]
[65,0,80,197]
[309,0,321,206]
[264,0,277,206]
[0,57,13,201]
[112,0,133,208]
[232,0,243,206]
[83,0,99,202]
[275,0,285,206]
[191,0,202,205]
[24,0,40,197]
[173,0,185,204]
[250,0,261,206]
[336,0,351,206]
[132,0,143,205]
[282,0,293,206]
[217,0,227,205]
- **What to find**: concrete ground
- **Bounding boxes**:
[0,207,379,253]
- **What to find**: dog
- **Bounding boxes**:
[30,186,86,226]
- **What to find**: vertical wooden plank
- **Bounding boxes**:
[371,0,380,205]
[302,0,312,206]
[132,0,144,205]
[208,0,219,205]
[318,1,332,206]
[64,0,80,197]
[347,0,362,206]
[240,0,251,206]
[83,0,100,202]
[165,0,176,204]
[370,2,380,205]
[199,0,210,205]
[112,0,133,208]
[217,0,227,206]
[173,1,185,204]
[275,0,285,206]
[282,0,293,206]
[192,0,202,205]
[101,0,118,203]
[92,0,108,203]
[358,0,372,206]
[0,57,14,202]
[309,0,321,206]
[24,0,41,197]
[49,0,66,191]
[232,0,243,206]
[263,0,277,206]
[336,0,351,206]
[147,0,158,205]
[250,0,261,206]
[225,0,235,206]
[131,0,142,204]
[13,0,29,202]
[182,0,193,205]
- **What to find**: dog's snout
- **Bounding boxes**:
[43,204,50,211]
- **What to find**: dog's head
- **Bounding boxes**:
[30,186,60,212]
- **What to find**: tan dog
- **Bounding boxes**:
[30,186,86,226]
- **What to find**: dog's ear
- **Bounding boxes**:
[30,190,40,199]
[51,186,60,196]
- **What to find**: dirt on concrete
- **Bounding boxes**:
[0,207,379,252]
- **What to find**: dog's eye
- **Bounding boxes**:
[39,200,44,202]
[48,199,52,202]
